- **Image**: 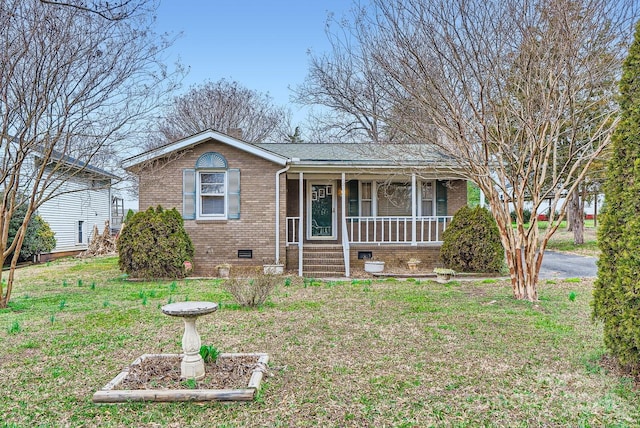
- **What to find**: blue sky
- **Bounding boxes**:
[154,1,354,125]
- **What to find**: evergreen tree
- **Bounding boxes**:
[592,21,640,370]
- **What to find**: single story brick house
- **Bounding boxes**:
[122,129,467,277]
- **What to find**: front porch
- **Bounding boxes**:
[281,171,465,277]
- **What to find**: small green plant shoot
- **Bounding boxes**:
[199,344,220,363]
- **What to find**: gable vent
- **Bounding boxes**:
[196,152,227,169]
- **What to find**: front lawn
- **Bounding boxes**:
[1,257,637,426]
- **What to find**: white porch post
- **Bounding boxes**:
[411,173,417,246]
[480,188,486,208]
[341,173,346,229]
[298,172,304,277]
[341,172,350,277]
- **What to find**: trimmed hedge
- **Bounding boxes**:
[592,22,640,371]
[440,206,504,273]
[117,206,194,279]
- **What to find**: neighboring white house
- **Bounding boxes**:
[32,155,121,257]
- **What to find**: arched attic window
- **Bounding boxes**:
[195,151,227,169]
[182,152,240,220]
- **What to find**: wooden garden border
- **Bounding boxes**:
[92,352,269,404]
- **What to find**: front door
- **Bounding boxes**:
[309,182,335,239]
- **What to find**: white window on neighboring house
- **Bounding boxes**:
[78,220,84,244]
[182,152,240,220]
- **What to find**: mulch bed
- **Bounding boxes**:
[115,355,262,390]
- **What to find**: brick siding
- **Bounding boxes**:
[138,139,285,276]
[138,142,467,276]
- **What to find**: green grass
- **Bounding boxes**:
[0,256,638,426]
[513,219,596,229]
[546,238,600,254]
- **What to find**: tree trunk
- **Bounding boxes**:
[568,191,585,245]
[593,192,598,228]
[0,209,32,308]
[493,205,540,302]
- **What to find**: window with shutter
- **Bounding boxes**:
[182,153,241,220]
[182,169,196,219]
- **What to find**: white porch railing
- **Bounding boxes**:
[346,216,453,244]
[286,216,300,245]
[285,216,453,245]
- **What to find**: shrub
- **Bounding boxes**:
[440,206,504,273]
[510,209,531,224]
[19,215,56,261]
[124,208,136,224]
[7,203,56,263]
[117,206,194,279]
[593,22,640,371]
[222,274,279,307]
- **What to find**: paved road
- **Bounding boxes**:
[538,251,598,279]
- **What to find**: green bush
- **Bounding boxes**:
[7,204,56,262]
[592,22,640,371]
[117,206,194,279]
[510,209,531,224]
[20,215,56,260]
[440,206,504,273]
[124,208,136,224]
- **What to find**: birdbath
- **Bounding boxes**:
[161,301,218,380]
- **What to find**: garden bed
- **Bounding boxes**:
[93,352,269,403]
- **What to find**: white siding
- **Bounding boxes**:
[37,177,111,253]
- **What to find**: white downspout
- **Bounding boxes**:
[411,173,417,246]
[299,172,304,276]
[275,165,290,264]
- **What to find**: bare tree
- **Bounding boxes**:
[153,79,288,147]
[0,0,179,308]
[293,13,397,143]
[39,0,152,20]
[337,0,636,300]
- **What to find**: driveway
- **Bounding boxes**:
[538,250,598,279]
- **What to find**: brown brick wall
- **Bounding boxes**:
[285,245,444,273]
[138,139,286,276]
[447,179,467,216]
[138,146,467,277]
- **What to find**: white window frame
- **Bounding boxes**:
[359,181,373,217]
[77,220,84,244]
[419,180,435,217]
[375,181,414,217]
[197,170,227,219]
[356,179,436,217]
